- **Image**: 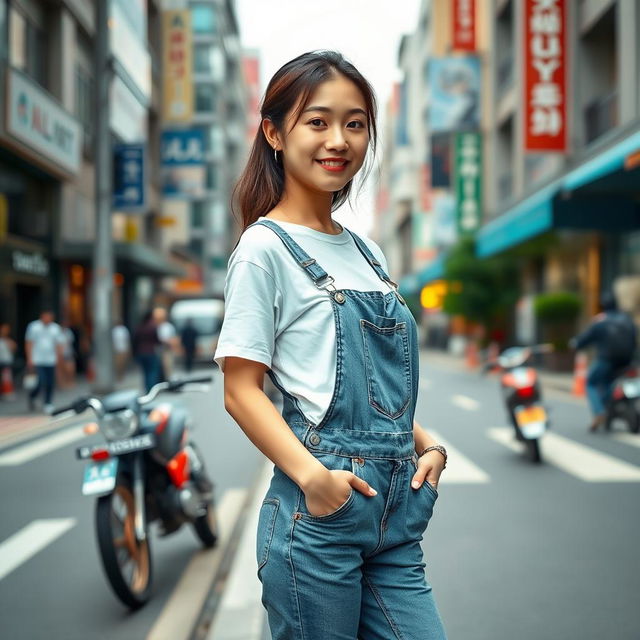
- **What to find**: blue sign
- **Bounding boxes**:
[113,143,146,211]
[161,130,206,198]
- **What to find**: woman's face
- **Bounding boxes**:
[278,74,370,195]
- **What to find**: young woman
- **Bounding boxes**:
[214,51,448,640]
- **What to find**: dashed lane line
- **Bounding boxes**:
[451,395,480,411]
[427,429,491,484]
[487,427,640,482]
[0,426,87,466]
[0,518,76,582]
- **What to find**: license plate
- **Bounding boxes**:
[76,433,155,460]
[515,405,547,427]
[82,458,118,496]
[622,379,640,398]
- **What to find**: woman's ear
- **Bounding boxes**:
[262,118,281,151]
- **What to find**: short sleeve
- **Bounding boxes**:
[25,322,36,342]
[213,260,281,373]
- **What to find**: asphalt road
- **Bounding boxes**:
[2,354,640,640]
[0,365,262,640]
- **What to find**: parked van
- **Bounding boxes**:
[169,298,224,364]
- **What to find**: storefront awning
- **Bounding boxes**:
[58,242,185,277]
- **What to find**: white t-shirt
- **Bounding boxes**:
[158,321,176,343]
[25,320,65,366]
[112,325,131,353]
[213,217,394,425]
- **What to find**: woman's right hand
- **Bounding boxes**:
[302,467,377,517]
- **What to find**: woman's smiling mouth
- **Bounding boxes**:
[316,159,350,172]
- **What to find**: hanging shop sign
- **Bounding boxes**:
[454,132,482,234]
[6,69,81,175]
[113,143,146,212]
[162,10,194,123]
[524,0,567,152]
[452,0,476,52]
[161,129,205,198]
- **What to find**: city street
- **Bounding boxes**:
[1,353,639,639]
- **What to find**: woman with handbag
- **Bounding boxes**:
[214,51,448,639]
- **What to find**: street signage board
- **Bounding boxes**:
[113,143,146,212]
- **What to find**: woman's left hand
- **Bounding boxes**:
[411,450,445,490]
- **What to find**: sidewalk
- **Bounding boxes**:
[0,369,143,449]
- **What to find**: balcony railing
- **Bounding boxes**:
[584,90,618,144]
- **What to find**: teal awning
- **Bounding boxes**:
[563,129,640,191]
[476,183,557,257]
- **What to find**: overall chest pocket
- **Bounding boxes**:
[360,317,412,419]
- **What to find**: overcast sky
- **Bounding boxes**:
[234,0,421,235]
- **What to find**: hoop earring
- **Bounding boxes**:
[274,148,278,163]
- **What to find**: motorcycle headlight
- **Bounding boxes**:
[100,409,138,441]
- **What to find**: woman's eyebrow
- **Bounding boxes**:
[302,106,367,117]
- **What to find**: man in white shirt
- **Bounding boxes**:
[25,310,65,414]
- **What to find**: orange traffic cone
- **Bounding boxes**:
[572,352,588,397]
[466,341,479,370]
[1,366,16,400]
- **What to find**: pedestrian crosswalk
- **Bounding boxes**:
[0,426,87,466]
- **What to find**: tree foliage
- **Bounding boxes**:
[442,235,520,333]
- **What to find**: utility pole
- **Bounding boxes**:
[93,0,114,393]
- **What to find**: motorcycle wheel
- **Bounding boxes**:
[606,400,640,434]
[192,499,218,548]
[96,481,152,609]
[525,438,542,463]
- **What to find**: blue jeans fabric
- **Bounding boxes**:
[251,220,447,640]
[586,359,619,416]
[136,353,161,393]
[30,365,55,405]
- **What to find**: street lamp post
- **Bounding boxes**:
[92,0,114,393]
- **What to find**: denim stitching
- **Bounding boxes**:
[370,462,401,557]
[257,499,280,570]
[362,573,405,640]
[288,489,306,640]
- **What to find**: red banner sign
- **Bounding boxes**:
[524,0,567,152]
[452,0,476,52]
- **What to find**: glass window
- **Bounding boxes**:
[0,0,8,60]
[189,237,204,258]
[206,165,217,190]
[195,84,216,113]
[75,64,93,145]
[192,4,216,34]
[9,8,26,70]
[194,44,214,73]
[191,202,205,228]
[10,8,47,86]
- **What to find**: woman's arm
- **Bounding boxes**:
[223,356,377,515]
[411,419,446,488]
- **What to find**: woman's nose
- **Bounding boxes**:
[326,128,348,150]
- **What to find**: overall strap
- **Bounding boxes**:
[345,229,399,290]
[248,219,335,289]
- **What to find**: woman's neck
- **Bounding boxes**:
[268,182,339,234]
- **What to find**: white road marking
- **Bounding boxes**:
[0,427,86,466]
[0,518,76,581]
[612,433,640,449]
[208,462,273,640]
[147,487,248,640]
[427,429,490,484]
[451,394,480,411]
[487,427,640,482]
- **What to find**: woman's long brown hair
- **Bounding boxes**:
[231,50,378,233]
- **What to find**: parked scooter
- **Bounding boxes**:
[52,376,217,609]
[605,364,640,434]
[484,344,553,463]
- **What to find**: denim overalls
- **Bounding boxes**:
[252,220,447,640]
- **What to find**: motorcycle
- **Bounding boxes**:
[52,376,218,609]
[484,344,553,463]
[605,364,640,434]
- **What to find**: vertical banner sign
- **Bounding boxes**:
[452,0,476,52]
[454,132,482,234]
[524,0,567,152]
[162,10,193,122]
[161,130,206,198]
[113,144,146,211]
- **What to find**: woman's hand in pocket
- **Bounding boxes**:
[411,451,444,490]
[302,467,377,517]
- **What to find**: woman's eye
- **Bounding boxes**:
[348,120,365,129]
[309,119,325,127]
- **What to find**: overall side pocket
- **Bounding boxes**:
[256,498,279,572]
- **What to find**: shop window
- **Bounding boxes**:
[75,65,93,150]
[191,202,205,228]
[206,165,217,190]
[192,4,217,34]
[0,0,7,61]
[9,7,47,87]
[195,84,216,113]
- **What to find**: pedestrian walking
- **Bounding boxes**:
[153,307,178,381]
[180,318,198,373]
[132,311,162,393]
[571,292,638,431]
[112,321,131,382]
[0,323,17,400]
[25,310,66,414]
[214,51,448,639]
